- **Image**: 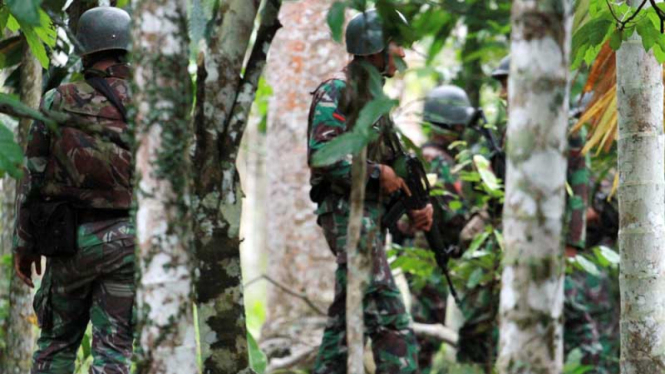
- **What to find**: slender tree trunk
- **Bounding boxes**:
[261,0,346,365]
[346,148,369,374]
[2,42,42,374]
[461,3,483,107]
[193,1,281,372]
[497,1,572,373]
[616,1,665,372]
[132,1,198,373]
[67,0,98,34]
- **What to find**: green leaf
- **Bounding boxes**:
[571,17,612,69]
[6,0,42,26]
[594,245,620,267]
[449,200,463,211]
[473,154,501,191]
[247,332,267,374]
[637,15,659,51]
[311,132,371,167]
[21,24,49,68]
[467,267,483,289]
[34,10,56,48]
[327,1,347,43]
[0,6,10,34]
[574,255,600,276]
[6,14,19,32]
[0,121,24,179]
[609,28,622,50]
[311,96,396,167]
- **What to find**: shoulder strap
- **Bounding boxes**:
[85,73,128,123]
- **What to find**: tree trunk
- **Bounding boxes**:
[132,1,198,373]
[66,0,98,34]
[616,1,665,372]
[2,42,42,374]
[346,147,369,374]
[192,1,281,372]
[261,0,346,365]
[497,1,572,373]
[461,3,483,107]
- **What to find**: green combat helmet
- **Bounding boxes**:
[491,55,510,80]
[424,85,476,127]
[345,9,408,56]
[77,7,131,56]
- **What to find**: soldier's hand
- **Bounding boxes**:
[408,203,433,232]
[14,252,42,288]
[379,165,411,196]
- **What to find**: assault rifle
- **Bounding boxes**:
[468,109,500,154]
[382,153,460,303]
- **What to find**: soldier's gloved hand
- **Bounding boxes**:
[379,165,411,196]
[408,203,433,232]
[14,252,42,288]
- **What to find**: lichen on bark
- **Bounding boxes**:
[192,0,282,372]
[132,0,198,373]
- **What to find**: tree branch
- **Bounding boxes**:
[411,322,459,347]
[245,274,328,316]
[266,346,319,373]
[225,0,283,153]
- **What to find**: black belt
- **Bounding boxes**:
[78,209,130,224]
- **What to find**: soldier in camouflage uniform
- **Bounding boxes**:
[400,85,474,372]
[13,7,135,374]
[308,9,432,374]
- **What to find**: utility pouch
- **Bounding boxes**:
[30,201,78,257]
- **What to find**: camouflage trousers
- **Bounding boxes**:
[406,271,447,373]
[313,199,419,374]
[564,268,619,374]
[32,235,135,374]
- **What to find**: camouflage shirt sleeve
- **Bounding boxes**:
[13,89,59,254]
[566,127,589,249]
[307,79,379,189]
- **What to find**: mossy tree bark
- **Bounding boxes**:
[192,0,282,372]
[132,1,197,373]
[616,1,665,372]
[1,41,41,374]
[497,1,572,373]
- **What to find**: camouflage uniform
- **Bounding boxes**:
[406,148,467,372]
[14,64,135,374]
[308,76,419,374]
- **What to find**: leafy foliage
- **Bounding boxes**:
[0,119,24,179]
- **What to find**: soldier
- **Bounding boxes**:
[406,85,475,372]
[13,7,135,374]
[308,9,432,374]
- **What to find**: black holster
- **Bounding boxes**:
[29,201,78,257]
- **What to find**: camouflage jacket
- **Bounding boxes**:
[14,64,134,254]
[307,77,398,214]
